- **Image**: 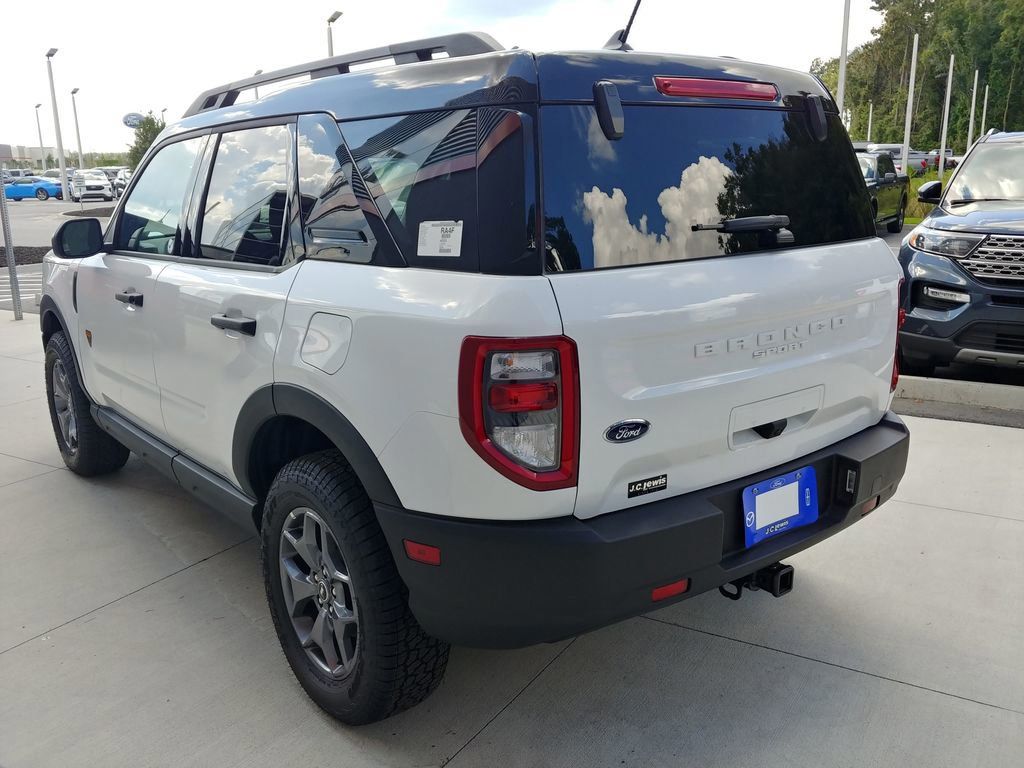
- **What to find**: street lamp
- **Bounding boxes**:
[44,48,70,200]
[327,11,342,57]
[160,107,167,123]
[34,103,46,171]
[253,70,263,99]
[70,88,85,170]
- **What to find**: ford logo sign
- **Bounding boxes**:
[604,419,651,444]
[122,112,145,128]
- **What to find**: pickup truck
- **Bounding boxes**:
[858,151,909,233]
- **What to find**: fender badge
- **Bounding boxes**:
[604,419,651,444]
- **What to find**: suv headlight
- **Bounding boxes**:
[906,226,985,258]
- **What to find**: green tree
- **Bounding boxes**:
[126,113,166,169]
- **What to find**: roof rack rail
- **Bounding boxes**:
[182,31,504,118]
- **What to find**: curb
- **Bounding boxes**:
[895,376,1022,411]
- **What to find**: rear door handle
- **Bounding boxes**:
[115,291,144,307]
[211,313,256,336]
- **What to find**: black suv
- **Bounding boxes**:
[898,131,1024,376]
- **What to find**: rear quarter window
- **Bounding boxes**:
[541,105,874,271]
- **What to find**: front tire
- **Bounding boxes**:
[45,331,130,475]
[887,199,906,233]
[261,450,449,725]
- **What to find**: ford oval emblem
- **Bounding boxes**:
[604,419,651,444]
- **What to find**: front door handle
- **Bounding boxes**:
[115,290,144,307]
[211,313,256,336]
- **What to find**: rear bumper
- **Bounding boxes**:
[376,413,910,648]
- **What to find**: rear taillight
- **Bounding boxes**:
[892,278,906,392]
[654,76,779,101]
[459,336,579,490]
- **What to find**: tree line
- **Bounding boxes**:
[811,0,1023,151]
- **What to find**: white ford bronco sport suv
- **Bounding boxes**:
[40,32,910,724]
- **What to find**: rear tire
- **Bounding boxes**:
[887,199,906,233]
[35,189,49,201]
[44,331,130,476]
[261,450,450,725]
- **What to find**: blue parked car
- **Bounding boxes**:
[3,176,64,201]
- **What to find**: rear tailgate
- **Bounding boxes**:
[549,239,899,519]
[536,55,900,519]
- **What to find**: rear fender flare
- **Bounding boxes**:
[233,383,401,507]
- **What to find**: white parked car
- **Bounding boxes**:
[39,32,910,725]
[70,169,113,202]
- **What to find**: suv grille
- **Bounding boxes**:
[957,323,1024,355]
[960,235,1024,283]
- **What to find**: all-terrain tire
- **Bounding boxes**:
[261,449,450,725]
[44,331,130,475]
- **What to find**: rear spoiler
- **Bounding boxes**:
[182,31,503,118]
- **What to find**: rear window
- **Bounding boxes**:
[542,105,873,272]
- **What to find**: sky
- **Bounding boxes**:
[0,0,883,154]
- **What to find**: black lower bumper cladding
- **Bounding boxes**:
[376,413,910,649]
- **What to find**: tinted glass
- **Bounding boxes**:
[946,143,1024,203]
[877,155,896,176]
[542,105,873,271]
[197,125,292,265]
[116,137,203,254]
[297,113,379,264]
[343,110,478,270]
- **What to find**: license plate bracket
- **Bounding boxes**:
[742,466,818,548]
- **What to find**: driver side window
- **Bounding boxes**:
[115,137,203,254]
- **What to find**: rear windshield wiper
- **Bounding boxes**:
[691,214,791,233]
[691,215,795,245]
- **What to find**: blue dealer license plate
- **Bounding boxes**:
[742,467,818,548]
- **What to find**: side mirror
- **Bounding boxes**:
[917,180,942,204]
[52,217,104,259]
[884,172,897,182]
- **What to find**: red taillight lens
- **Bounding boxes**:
[404,539,441,566]
[654,76,779,101]
[488,381,559,413]
[892,279,906,392]
[459,336,579,491]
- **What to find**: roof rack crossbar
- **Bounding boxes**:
[183,31,503,118]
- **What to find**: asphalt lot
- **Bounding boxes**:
[0,309,1021,767]
[1,197,114,247]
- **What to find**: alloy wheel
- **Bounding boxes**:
[51,359,78,452]
[279,507,359,676]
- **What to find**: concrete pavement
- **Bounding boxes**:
[0,309,1021,767]
[1,198,113,247]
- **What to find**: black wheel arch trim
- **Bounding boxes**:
[233,383,401,508]
[39,294,89,391]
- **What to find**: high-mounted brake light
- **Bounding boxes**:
[459,336,579,491]
[654,76,779,101]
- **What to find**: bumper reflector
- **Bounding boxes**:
[651,578,690,602]
[404,539,441,566]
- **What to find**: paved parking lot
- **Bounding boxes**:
[1,310,1022,767]
[1,198,113,247]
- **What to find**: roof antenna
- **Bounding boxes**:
[604,0,643,51]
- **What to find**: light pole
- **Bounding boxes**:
[45,48,69,200]
[70,88,84,170]
[327,11,342,57]
[836,0,852,113]
[34,103,46,171]
[866,101,873,143]
[938,54,955,184]
[160,107,167,124]
[900,33,919,176]
[966,69,979,150]
[253,70,262,99]
[980,84,990,135]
